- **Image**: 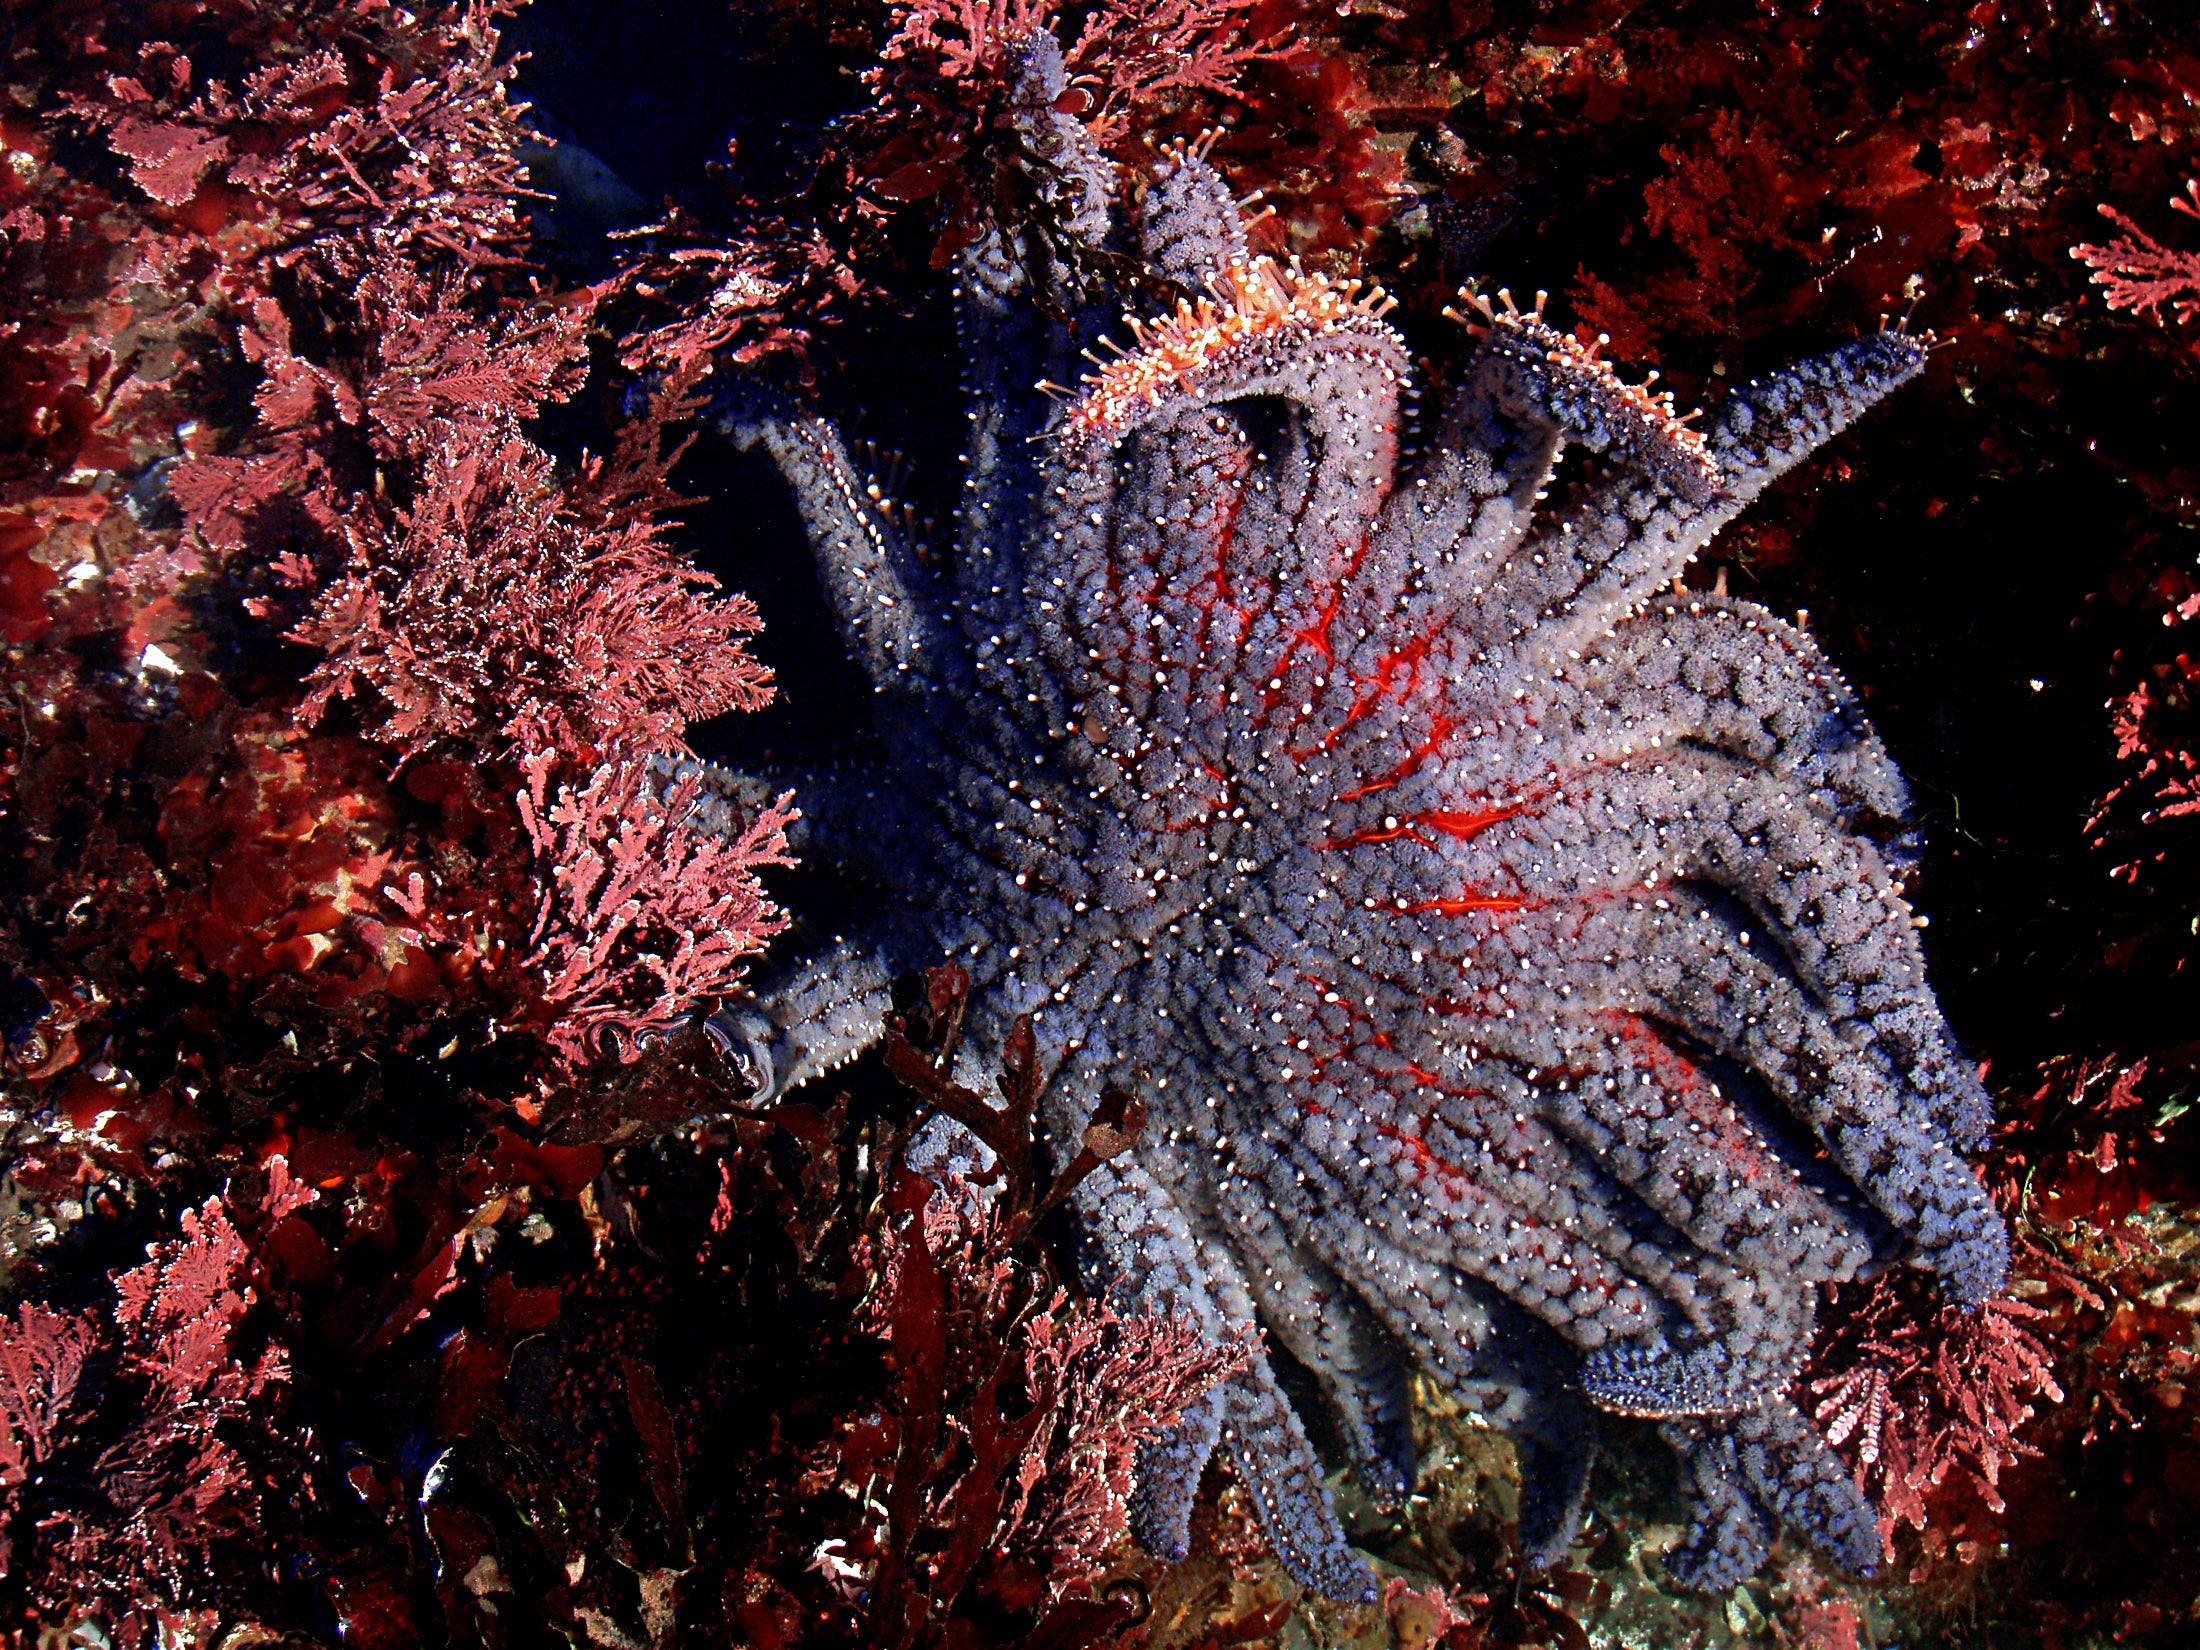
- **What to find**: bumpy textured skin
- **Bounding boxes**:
[712,33,2005,1602]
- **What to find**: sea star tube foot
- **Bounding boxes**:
[705,31,2004,1599]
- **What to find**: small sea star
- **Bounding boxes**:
[709,35,2006,1600]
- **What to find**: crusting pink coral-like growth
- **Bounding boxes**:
[53,0,794,1077]
[0,1192,291,1622]
[83,13,530,278]
[881,0,1287,143]
[512,751,796,1064]
[865,1167,1247,1614]
[289,344,776,764]
[855,0,1286,269]
[0,1305,98,1495]
[2072,180,2200,326]
[1010,1286,1250,1587]
[1809,1277,2062,1558]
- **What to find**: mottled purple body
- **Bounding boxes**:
[713,34,2005,1601]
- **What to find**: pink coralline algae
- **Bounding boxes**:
[2072,179,2200,328]
[1807,1276,2060,1559]
[0,1188,294,1630]
[713,31,2006,1601]
[508,750,795,1064]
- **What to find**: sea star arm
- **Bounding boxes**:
[1252,845,1879,1302]
[1440,752,2005,1303]
[1394,1021,1848,1416]
[1037,407,1260,759]
[1047,262,1408,648]
[1504,1379,1601,1568]
[1507,331,1930,662]
[1204,1045,1666,1357]
[1137,145,1251,293]
[706,932,896,1101]
[1183,1170,1418,1502]
[1573,876,2007,1304]
[1560,594,1910,826]
[1612,758,2000,1178]
[1079,1156,1233,1566]
[1660,1399,1882,1590]
[1672,776,1993,1149]
[1325,682,2001,1304]
[1129,1386,1226,1565]
[1659,1416,1776,1590]
[1530,1057,1878,1304]
[1378,369,1561,594]
[728,413,945,693]
[1219,1368,1381,1601]
[1258,853,1909,1425]
[950,32,1119,642]
[747,759,928,885]
[1725,1399,1883,1575]
[1473,323,1720,503]
[1574,1271,1820,1421]
[657,757,896,1095]
[1370,294,1722,645]
[1362,1257,1604,1569]
[1079,1155,1378,1598]
[1207,1101,1603,1567]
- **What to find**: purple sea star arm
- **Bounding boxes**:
[728,414,945,692]
[1195,1017,1666,1355]
[1298,600,2002,1306]
[1130,1386,1224,1563]
[1294,1193,1603,1567]
[1194,1082,1605,1565]
[1183,936,1848,1411]
[1660,1400,1881,1591]
[708,932,896,1101]
[1527,331,1930,660]
[1043,270,1408,637]
[1002,33,1114,255]
[948,34,1119,652]
[950,238,1049,638]
[1078,1156,1377,1598]
[1137,146,1251,293]
[1510,1395,1600,1569]
[1724,1399,1883,1575]
[1660,1418,1776,1591]
[1459,296,1724,503]
[1179,1163,1418,1502]
[1220,1371,1381,1603]
[1556,764,2006,1298]
[1555,594,1910,826]
[1349,1244,1603,1569]
[648,756,896,1096]
[1355,737,2005,1307]
[1076,1159,1234,1562]
[1379,301,1653,599]
[1369,296,1723,648]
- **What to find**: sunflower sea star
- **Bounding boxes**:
[708,35,2007,1600]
